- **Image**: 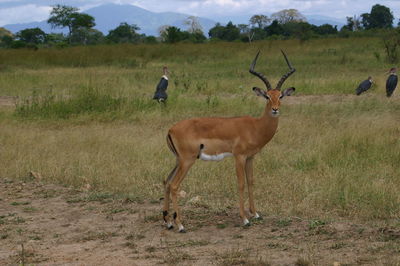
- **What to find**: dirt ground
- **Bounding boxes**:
[0,96,17,107]
[0,177,399,266]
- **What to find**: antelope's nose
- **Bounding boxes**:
[272,108,279,114]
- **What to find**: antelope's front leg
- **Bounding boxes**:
[235,155,250,226]
[245,156,261,220]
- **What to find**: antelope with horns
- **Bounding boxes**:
[163,50,296,232]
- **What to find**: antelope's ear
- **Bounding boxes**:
[280,87,295,98]
[253,87,269,99]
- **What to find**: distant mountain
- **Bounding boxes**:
[4,21,66,35]
[3,4,217,36]
[306,15,345,28]
[2,3,346,36]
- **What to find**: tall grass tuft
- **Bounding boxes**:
[15,87,128,119]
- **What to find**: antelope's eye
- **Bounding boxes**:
[279,94,284,99]
[265,95,270,100]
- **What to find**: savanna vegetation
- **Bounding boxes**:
[0,3,399,48]
[0,37,399,224]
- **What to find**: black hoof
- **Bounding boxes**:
[167,224,174,230]
[179,229,186,233]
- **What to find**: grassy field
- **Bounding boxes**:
[0,37,399,222]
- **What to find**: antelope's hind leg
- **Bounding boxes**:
[163,164,178,230]
[168,159,195,233]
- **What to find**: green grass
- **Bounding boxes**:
[0,38,399,221]
[0,38,394,97]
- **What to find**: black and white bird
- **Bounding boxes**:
[153,66,169,103]
[355,76,373,96]
[386,67,398,97]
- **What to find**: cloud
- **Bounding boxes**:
[122,0,398,19]
[0,4,51,25]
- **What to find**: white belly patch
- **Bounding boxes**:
[199,152,233,161]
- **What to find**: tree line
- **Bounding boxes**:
[0,3,398,49]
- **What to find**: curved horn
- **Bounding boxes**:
[276,50,296,90]
[249,51,272,91]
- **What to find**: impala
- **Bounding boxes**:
[163,50,296,232]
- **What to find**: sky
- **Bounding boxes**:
[0,0,400,26]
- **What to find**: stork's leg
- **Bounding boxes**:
[169,159,195,232]
[235,155,249,226]
[245,156,260,220]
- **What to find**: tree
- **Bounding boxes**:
[163,26,184,43]
[17,27,47,44]
[71,28,104,45]
[47,5,79,36]
[70,13,95,32]
[187,31,206,43]
[344,16,361,31]
[10,40,27,49]
[46,33,67,47]
[313,24,338,35]
[0,27,12,39]
[360,13,371,29]
[282,21,313,40]
[361,4,394,29]
[369,4,393,28]
[238,24,254,42]
[265,20,284,36]
[251,28,267,41]
[157,25,205,43]
[107,23,141,43]
[209,22,240,41]
[47,4,96,42]
[0,27,13,47]
[249,14,271,29]
[144,36,158,44]
[271,9,307,24]
[223,22,240,41]
[184,16,203,34]
[208,23,225,39]
[158,25,171,42]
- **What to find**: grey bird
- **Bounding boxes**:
[355,76,373,96]
[386,67,398,97]
[153,66,169,103]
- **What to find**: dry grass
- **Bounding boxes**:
[1,94,399,220]
[0,38,399,222]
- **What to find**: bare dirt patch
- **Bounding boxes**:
[1,178,399,265]
[0,96,17,107]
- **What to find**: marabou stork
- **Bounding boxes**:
[355,76,373,95]
[153,66,169,103]
[386,67,398,97]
